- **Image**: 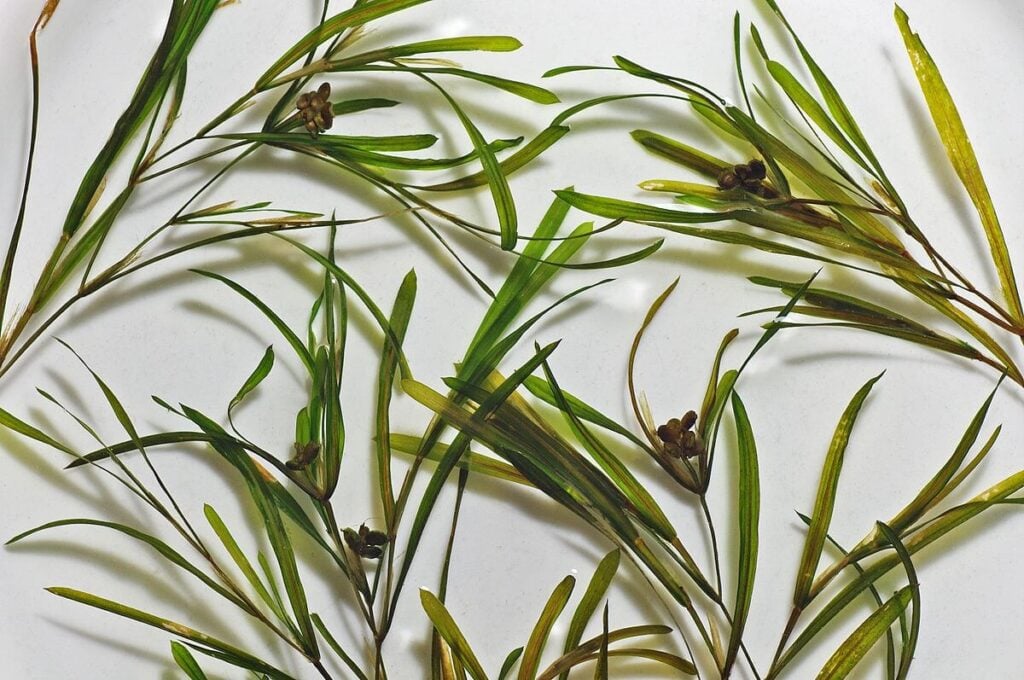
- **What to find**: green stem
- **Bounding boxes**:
[699,495,724,598]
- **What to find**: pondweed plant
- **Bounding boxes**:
[2,2,1022,679]
[554,1,1024,386]
[5,199,694,678]
[8,196,1019,679]
[0,0,567,384]
[406,272,1016,679]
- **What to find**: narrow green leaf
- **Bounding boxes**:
[885,381,1000,537]
[796,512,899,680]
[519,576,575,680]
[193,270,314,375]
[522,376,650,451]
[536,625,679,680]
[725,392,759,675]
[761,0,893,195]
[203,505,285,621]
[764,60,865,168]
[875,523,920,680]
[275,234,412,381]
[389,434,531,486]
[327,35,522,69]
[257,0,429,87]
[816,587,914,680]
[794,373,883,608]
[416,126,569,192]
[59,0,217,237]
[219,132,438,152]
[377,270,416,527]
[421,589,490,680]
[417,73,517,249]
[533,238,663,270]
[498,648,524,680]
[343,65,559,104]
[594,605,609,680]
[46,588,289,678]
[561,550,620,680]
[630,129,728,179]
[312,614,369,680]
[0,405,75,455]
[181,407,317,656]
[7,518,245,609]
[776,470,1024,676]
[394,343,563,619]
[895,6,1022,321]
[540,359,676,540]
[229,345,274,421]
[171,640,209,680]
[330,97,400,116]
[320,136,522,171]
[697,329,739,442]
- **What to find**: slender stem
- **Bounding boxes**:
[323,504,383,652]
[713,600,763,680]
[768,607,802,679]
[138,140,249,183]
[0,16,45,331]
[699,495,724,597]
[312,660,334,680]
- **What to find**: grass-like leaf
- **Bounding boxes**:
[171,640,209,680]
[420,589,490,680]
[874,522,920,680]
[46,587,291,678]
[816,588,915,680]
[725,392,759,675]
[895,6,1022,322]
[793,373,882,609]
[560,550,620,680]
[518,576,576,680]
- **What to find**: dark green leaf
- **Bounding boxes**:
[725,392,759,675]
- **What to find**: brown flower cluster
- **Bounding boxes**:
[656,409,705,460]
[287,441,320,471]
[717,159,777,198]
[296,82,335,137]
[344,524,389,559]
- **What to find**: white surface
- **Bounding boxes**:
[1,1,1022,678]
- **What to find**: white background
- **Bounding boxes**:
[1,1,1023,678]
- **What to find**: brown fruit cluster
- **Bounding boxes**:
[656,409,705,459]
[286,441,320,471]
[296,82,335,137]
[344,524,389,559]
[717,159,777,198]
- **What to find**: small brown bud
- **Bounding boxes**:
[345,523,388,559]
[286,441,320,471]
[747,159,766,180]
[680,410,698,431]
[717,169,740,190]
[657,418,683,444]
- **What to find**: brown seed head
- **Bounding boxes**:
[717,169,740,190]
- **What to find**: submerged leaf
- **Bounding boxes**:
[895,6,1022,322]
